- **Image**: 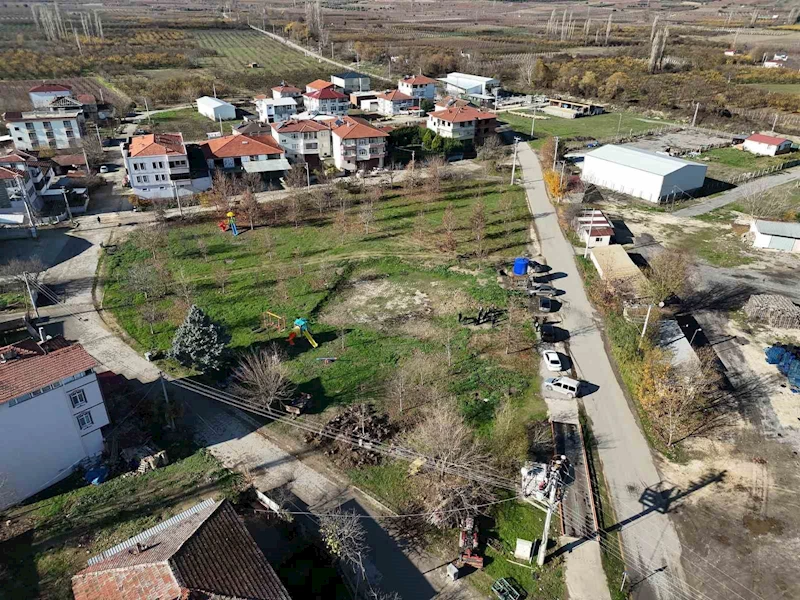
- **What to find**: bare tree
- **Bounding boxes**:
[404,159,417,189]
[240,188,261,231]
[638,249,691,305]
[135,223,167,261]
[173,267,194,305]
[244,170,264,193]
[738,180,792,219]
[426,156,447,194]
[139,303,165,335]
[359,196,375,234]
[231,345,296,408]
[260,229,275,260]
[413,210,427,244]
[125,263,160,301]
[196,238,209,262]
[208,170,234,216]
[441,202,457,253]
[214,266,230,295]
[519,55,538,87]
[285,163,308,189]
[470,200,487,263]
[0,257,45,311]
[319,508,368,578]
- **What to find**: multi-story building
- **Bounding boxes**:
[28,83,74,109]
[306,79,335,93]
[121,133,211,200]
[4,108,85,152]
[426,105,497,144]
[398,74,437,101]
[200,134,289,182]
[270,119,332,169]
[272,83,303,102]
[303,88,349,116]
[331,71,370,94]
[331,116,388,173]
[0,336,109,509]
[376,89,415,116]
[0,151,61,221]
[254,96,297,123]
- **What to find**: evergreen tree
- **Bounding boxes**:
[169,305,225,371]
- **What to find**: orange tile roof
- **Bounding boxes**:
[304,87,348,100]
[128,133,186,157]
[0,165,26,180]
[378,89,413,102]
[0,341,98,405]
[428,105,496,123]
[200,134,283,158]
[272,84,301,93]
[274,119,331,134]
[332,116,389,140]
[400,74,437,85]
[306,79,334,91]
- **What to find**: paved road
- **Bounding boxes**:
[674,167,800,217]
[518,142,688,600]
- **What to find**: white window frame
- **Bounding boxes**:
[69,388,88,409]
[76,410,94,430]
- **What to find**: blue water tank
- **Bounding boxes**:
[512,257,529,276]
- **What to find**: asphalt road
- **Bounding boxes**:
[518,143,689,600]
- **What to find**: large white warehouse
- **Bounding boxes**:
[196,96,236,121]
[581,145,707,203]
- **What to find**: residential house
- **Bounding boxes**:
[398,74,437,101]
[426,105,497,144]
[350,91,378,108]
[200,134,289,182]
[197,96,237,121]
[434,96,473,111]
[543,98,604,119]
[763,60,785,68]
[50,153,87,176]
[0,151,66,222]
[272,83,303,101]
[255,95,297,123]
[574,209,614,247]
[331,71,370,93]
[121,133,211,200]
[750,220,800,252]
[437,72,500,99]
[303,87,349,116]
[271,119,332,168]
[72,498,292,600]
[28,83,73,108]
[4,106,86,151]
[233,121,276,137]
[376,89,415,116]
[742,133,792,156]
[331,116,388,172]
[0,337,109,509]
[306,79,334,93]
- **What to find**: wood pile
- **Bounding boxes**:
[304,404,393,467]
[744,294,800,329]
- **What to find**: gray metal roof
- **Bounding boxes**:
[754,219,800,239]
[586,144,705,176]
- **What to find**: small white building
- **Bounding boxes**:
[331,71,370,94]
[574,209,614,247]
[742,133,792,156]
[750,220,800,252]
[376,89,415,116]
[28,83,74,109]
[272,83,303,101]
[0,337,109,509]
[581,145,707,203]
[398,74,437,101]
[438,72,500,98]
[254,96,297,123]
[763,60,785,69]
[196,96,236,121]
[303,88,349,116]
[331,116,388,173]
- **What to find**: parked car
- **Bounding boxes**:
[99,165,109,173]
[540,323,556,343]
[586,141,599,148]
[542,350,563,372]
[529,260,548,274]
[528,283,558,297]
[544,376,581,398]
[538,296,552,313]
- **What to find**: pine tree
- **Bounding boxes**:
[169,305,225,371]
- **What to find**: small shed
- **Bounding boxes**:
[743,294,800,328]
[196,96,236,121]
[742,133,792,157]
[590,246,647,290]
[750,220,800,253]
[574,209,613,247]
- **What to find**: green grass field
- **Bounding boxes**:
[147,107,229,141]
[698,146,800,181]
[499,111,668,148]
[744,82,800,94]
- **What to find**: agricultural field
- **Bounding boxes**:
[499,111,672,149]
[0,76,129,115]
[744,82,800,94]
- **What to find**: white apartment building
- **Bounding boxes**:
[272,83,303,101]
[0,151,59,223]
[303,88,349,116]
[376,89,415,116]
[398,74,437,101]
[4,109,85,152]
[28,83,74,109]
[331,71,371,94]
[0,337,109,509]
[426,105,498,143]
[331,116,388,173]
[271,119,332,169]
[121,133,211,200]
[255,96,297,123]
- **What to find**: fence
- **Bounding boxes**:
[727,107,800,130]
[721,158,800,185]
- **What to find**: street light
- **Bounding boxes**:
[689,327,703,345]
[510,136,520,185]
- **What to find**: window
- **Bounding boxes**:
[141,175,149,183]
[26,122,35,130]
[76,411,94,430]
[595,237,603,242]
[69,388,88,408]
[62,120,72,128]
[135,175,142,183]
[133,162,141,171]
[65,130,74,139]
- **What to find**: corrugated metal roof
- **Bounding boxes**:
[754,219,800,239]
[586,144,705,176]
[197,96,233,108]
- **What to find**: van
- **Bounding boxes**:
[544,376,581,399]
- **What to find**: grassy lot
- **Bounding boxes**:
[499,111,668,149]
[697,147,800,181]
[147,107,229,141]
[0,290,25,311]
[744,82,800,94]
[0,450,241,600]
[663,223,755,267]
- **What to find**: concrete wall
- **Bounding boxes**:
[0,372,108,508]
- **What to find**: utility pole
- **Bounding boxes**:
[616,112,622,136]
[689,327,703,345]
[218,114,223,136]
[510,137,520,185]
[16,175,37,238]
[552,136,559,171]
[537,480,558,566]
[172,180,183,218]
[639,304,653,349]
[559,161,565,198]
[530,106,536,138]
[61,188,74,224]
[159,372,174,430]
[771,113,778,134]
[305,162,310,188]
[95,123,102,144]
[23,272,40,318]
[691,102,700,128]
[213,82,217,98]
[583,209,593,258]
[143,97,152,124]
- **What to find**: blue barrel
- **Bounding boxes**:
[512,257,529,276]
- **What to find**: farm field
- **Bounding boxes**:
[499,111,671,149]
[743,83,800,94]
[0,76,129,115]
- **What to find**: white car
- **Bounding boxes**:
[542,350,563,372]
[99,165,109,173]
[544,376,581,399]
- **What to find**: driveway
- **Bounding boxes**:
[674,167,800,217]
[518,142,688,600]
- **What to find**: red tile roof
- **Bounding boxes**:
[274,119,330,134]
[304,87,348,101]
[378,89,413,102]
[428,105,496,123]
[0,340,98,404]
[400,74,437,85]
[272,84,301,94]
[306,79,334,91]
[332,116,389,140]
[0,165,26,180]
[76,93,96,105]
[746,133,790,146]
[29,83,72,93]
[200,134,284,159]
[129,133,186,157]
[51,153,87,167]
[73,500,291,600]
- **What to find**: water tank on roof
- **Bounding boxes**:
[512,257,529,276]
